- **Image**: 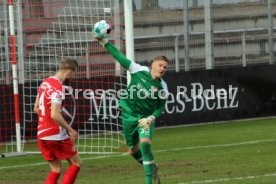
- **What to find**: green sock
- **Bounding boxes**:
[140,142,154,184]
[146,175,152,184]
[131,149,143,165]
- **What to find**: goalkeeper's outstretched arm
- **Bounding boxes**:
[104,42,131,70]
[92,24,131,70]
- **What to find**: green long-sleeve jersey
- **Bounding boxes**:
[105,42,168,119]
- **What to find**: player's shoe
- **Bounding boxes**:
[153,163,161,184]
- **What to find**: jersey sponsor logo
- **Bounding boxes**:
[136,83,151,98]
[41,82,57,99]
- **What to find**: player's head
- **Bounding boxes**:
[58,58,78,83]
[151,55,169,79]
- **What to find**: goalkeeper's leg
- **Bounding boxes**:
[129,144,143,165]
[122,112,160,183]
[122,112,143,165]
[139,125,160,184]
[140,140,154,184]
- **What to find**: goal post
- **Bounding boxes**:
[123,0,134,85]
[8,0,22,153]
[1,0,130,155]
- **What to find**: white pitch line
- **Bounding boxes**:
[154,139,276,153]
[0,162,46,170]
[0,153,127,170]
[0,139,275,170]
[177,173,276,184]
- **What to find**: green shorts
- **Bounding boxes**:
[122,111,155,149]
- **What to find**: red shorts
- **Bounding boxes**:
[37,138,78,161]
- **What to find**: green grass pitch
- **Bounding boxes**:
[0,118,276,184]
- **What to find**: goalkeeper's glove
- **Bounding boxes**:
[92,31,109,47]
[138,115,155,131]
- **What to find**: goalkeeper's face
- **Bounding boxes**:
[151,60,168,79]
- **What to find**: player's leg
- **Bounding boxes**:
[46,159,62,184]
[139,124,160,184]
[61,154,82,184]
[58,138,81,184]
[122,112,143,165]
[129,143,143,165]
[140,138,153,184]
[37,139,61,184]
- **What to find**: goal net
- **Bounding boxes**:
[1,0,126,154]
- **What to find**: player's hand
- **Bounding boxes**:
[68,128,78,142]
[92,31,108,46]
[138,115,155,131]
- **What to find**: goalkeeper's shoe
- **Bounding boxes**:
[153,163,161,184]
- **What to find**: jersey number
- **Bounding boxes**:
[39,91,46,116]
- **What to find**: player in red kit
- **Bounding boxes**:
[34,58,81,184]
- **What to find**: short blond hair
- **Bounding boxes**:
[152,55,169,64]
[59,58,78,71]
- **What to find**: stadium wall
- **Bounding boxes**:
[160,64,276,126]
[1,64,276,142]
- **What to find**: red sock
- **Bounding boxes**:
[45,171,60,184]
[61,165,80,184]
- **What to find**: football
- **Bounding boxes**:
[93,20,111,39]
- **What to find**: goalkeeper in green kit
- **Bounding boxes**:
[93,21,168,184]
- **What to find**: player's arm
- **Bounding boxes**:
[152,98,167,119]
[50,91,77,141]
[33,94,39,114]
[93,22,146,72]
[153,82,169,118]
[92,25,131,70]
[139,85,168,130]
[104,42,131,69]
[51,102,78,141]
[138,98,167,130]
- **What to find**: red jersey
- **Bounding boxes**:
[37,77,68,140]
